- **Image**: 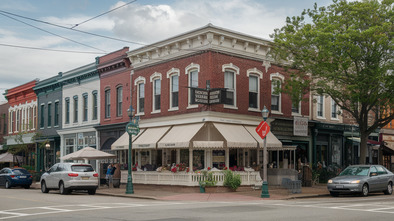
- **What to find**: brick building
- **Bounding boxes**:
[0,101,9,150]
[110,24,311,186]
[4,80,38,167]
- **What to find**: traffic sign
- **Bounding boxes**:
[256,121,270,140]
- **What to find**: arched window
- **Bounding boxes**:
[167,68,180,110]
[247,68,263,111]
[222,63,239,108]
[270,73,285,113]
[150,72,162,113]
[185,63,200,109]
[134,76,146,115]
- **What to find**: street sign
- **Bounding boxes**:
[191,88,226,104]
[256,121,270,140]
[126,122,140,135]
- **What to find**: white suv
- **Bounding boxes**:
[40,163,98,195]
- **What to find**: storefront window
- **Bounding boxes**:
[212,150,225,169]
[193,150,204,170]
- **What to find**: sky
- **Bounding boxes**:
[0,0,338,102]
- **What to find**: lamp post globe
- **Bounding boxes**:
[261,105,270,198]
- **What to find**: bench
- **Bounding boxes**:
[282,178,302,194]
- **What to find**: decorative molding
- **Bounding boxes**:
[185,63,200,74]
[247,68,263,79]
[270,72,285,82]
[222,63,240,74]
[232,39,237,48]
[134,76,146,85]
[166,68,180,78]
[243,42,249,50]
[150,72,162,82]
[262,60,271,73]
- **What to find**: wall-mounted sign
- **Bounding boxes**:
[191,88,226,105]
[294,116,308,136]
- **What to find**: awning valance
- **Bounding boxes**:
[214,123,257,148]
[193,141,224,149]
[111,130,145,150]
[133,126,170,149]
[244,126,282,149]
[158,123,204,148]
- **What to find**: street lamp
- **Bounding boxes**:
[261,105,270,198]
[126,105,137,194]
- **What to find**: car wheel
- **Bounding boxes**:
[59,182,69,195]
[24,185,30,189]
[5,180,11,189]
[384,182,393,195]
[330,191,339,197]
[88,189,96,195]
[41,181,49,193]
[360,184,369,197]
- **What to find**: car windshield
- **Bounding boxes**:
[71,165,94,172]
[339,166,370,176]
[12,169,29,175]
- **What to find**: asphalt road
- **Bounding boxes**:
[1,187,394,221]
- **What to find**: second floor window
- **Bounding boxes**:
[138,83,145,113]
[171,75,179,108]
[117,86,123,117]
[188,70,198,106]
[105,89,111,118]
[224,71,235,106]
[54,102,59,126]
[83,94,88,121]
[317,95,324,117]
[271,79,281,112]
[249,75,258,109]
[153,79,161,111]
[331,99,338,119]
[73,96,78,123]
[40,105,44,128]
[92,92,98,120]
[65,98,70,124]
[292,102,300,114]
[47,103,52,127]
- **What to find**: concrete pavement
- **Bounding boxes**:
[31,182,330,201]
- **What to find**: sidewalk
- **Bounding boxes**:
[32,182,330,201]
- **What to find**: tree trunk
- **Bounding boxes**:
[359,131,369,165]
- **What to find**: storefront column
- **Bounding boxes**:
[225,149,229,168]
[189,148,193,172]
[257,149,260,166]
[243,149,246,167]
[149,150,152,164]
[176,149,180,164]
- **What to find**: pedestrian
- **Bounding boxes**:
[110,163,116,187]
[106,164,112,188]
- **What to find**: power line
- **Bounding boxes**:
[0,12,106,52]
[0,43,105,54]
[71,0,137,29]
[0,9,145,46]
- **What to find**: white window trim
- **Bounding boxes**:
[186,63,200,109]
[134,76,146,116]
[167,68,180,111]
[247,68,263,112]
[270,72,284,114]
[222,63,239,109]
[331,98,339,120]
[150,72,162,114]
[316,95,325,119]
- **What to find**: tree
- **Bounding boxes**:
[270,0,393,164]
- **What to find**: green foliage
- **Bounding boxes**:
[223,170,242,190]
[270,0,394,164]
[199,171,217,187]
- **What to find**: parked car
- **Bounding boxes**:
[0,167,33,189]
[40,163,98,195]
[327,165,394,197]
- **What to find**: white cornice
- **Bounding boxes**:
[127,24,273,69]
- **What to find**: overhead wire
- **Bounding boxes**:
[70,0,137,29]
[0,43,105,54]
[0,12,106,52]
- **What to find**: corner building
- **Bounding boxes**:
[116,24,310,186]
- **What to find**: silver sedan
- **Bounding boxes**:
[327,165,394,197]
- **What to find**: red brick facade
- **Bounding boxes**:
[132,51,309,119]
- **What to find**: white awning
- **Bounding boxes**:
[213,123,257,148]
[193,141,224,149]
[244,126,282,149]
[110,130,145,150]
[158,123,204,148]
[133,126,170,149]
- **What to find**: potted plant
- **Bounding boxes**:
[199,171,217,193]
[223,170,242,191]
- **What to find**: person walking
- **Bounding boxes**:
[110,164,116,187]
[106,164,112,188]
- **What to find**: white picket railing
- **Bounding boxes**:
[120,170,262,186]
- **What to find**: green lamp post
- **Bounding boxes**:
[261,105,270,198]
[125,105,140,194]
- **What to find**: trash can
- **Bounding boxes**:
[199,185,205,193]
[113,163,121,188]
